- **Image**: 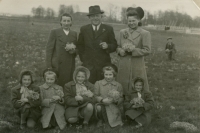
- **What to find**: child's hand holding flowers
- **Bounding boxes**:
[28,90,40,101]
[107,89,121,103]
[75,95,83,102]
[130,97,145,108]
[52,95,61,101]
[80,90,94,98]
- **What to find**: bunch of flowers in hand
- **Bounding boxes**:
[122,43,135,52]
[130,97,145,105]
[107,89,121,103]
[80,90,94,98]
[55,89,64,98]
[65,42,76,53]
[28,90,39,101]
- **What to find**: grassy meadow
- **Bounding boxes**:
[0,19,200,133]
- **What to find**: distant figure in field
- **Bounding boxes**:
[46,13,77,87]
[165,37,176,61]
[77,5,118,84]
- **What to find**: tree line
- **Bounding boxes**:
[31,4,200,28]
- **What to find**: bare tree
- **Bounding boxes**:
[45,7,55,19]
[58,5,74,17]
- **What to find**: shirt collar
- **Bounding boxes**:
[92,23,101,31]
[42,83,58,90]
[102,79,117,86]
[63,29,69,35]
[128,27,141,34]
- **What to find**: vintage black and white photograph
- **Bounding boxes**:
[0,0,200,133]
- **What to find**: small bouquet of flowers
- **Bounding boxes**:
[130,97,145,105]
[28,90,39,101]
[55,89,64,98]
[65,42,76,54]
[107,89,121,103]
[122,42,135,52]
[80,90,94,98]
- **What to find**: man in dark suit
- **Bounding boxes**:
[165,37,176,60]
[77,5,118,83]
[46,13,77,87]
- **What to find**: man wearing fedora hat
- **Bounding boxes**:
[77,5,117,84]
[165,37,176,60]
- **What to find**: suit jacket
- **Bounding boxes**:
[46,28,77,87]
[77,24,117,70]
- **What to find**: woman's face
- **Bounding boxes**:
[45,74,56,86]
[127,16,139,29]
[60,16,72,30]
[104,70,114,82]
[76,71,86,84]
[134,82,143,92]
[22,75,32,87]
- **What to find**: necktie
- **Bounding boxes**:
[94,26,98,37]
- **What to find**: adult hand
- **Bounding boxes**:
[127,45,135,52]
[102,98,113,105]
[100,42,108,49]
[117,48,126,56]
[75,95,83,102]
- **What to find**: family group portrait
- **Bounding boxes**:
[0,0,200,133]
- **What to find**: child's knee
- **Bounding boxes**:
[86,103,93,111]
[27,118,36,128]
[68,117,78,124]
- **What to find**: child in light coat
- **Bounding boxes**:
[40,68,66,131]
[94,64,124,128]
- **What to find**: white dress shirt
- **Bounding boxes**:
[92,24,101,31]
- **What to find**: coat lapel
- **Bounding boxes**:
[57,28,71,44]
[128,28,141,42]
[85,25,94,40]
[95,24,107,38]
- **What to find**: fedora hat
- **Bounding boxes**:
[126,6,144,20]
[87,5,104,16]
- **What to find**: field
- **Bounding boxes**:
[0,19,200,133]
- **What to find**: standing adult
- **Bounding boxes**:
[46,13,77,87]
[77,5,118,84]
[116,7,151,95]
[165,37,176,61]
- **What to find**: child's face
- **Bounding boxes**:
[45,74,56,86]
[104,70,114,82]
[76,71,86,84]
[22,75,31,87]
[134,82,143,92]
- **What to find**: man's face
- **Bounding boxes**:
[89,14,102,26]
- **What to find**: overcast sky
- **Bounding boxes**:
[0,0,200,18]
